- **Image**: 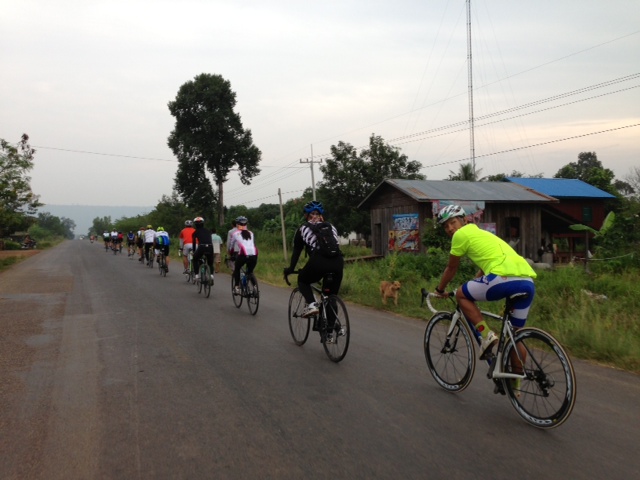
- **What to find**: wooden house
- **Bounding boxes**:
[358,179,557,260]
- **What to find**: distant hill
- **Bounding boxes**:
[38,205,153,237]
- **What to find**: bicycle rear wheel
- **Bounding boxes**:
[159,255,165,276]
[197,264,204,294]
[424,312,476,392]
[322,295,350,363]
[246,275,259,315]
[231,275,243,308]
[502,327,576,429]
[288,288,309,345]
[202,264,211,298]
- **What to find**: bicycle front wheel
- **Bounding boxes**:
[502,327,576,429]
[322,295,350,363]
[202,264,211,298]
[424,312,476,392]
[288,288,309,345]
[246,275,259,315]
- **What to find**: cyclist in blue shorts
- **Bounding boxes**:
[433,205,537,359]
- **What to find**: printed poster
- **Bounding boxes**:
[389,213,420,252]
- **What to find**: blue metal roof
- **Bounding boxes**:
[505,178,616,199]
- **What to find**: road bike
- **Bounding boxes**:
[196,257,212,298]
[423,291,576,429]
[183,249,196,284]
[284,271,350,363]
[127,242,136,258]
[231,264,259,315]
[157,250,168,277]
[146,246,154,268]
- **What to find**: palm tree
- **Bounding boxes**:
[448,162,482,181]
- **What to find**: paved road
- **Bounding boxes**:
[1,241,639,479]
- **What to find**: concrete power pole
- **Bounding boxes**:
[300,144,322,200]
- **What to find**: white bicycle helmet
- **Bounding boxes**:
[437,205,466,224]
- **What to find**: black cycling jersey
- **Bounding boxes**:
[192,227,213,246]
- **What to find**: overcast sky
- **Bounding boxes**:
[2,0,639,211]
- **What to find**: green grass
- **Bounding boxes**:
[0,256,22,272]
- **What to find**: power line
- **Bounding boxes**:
[421,123,640,170]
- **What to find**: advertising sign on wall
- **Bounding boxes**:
[389,213,420,252]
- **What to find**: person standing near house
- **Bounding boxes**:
[433,204,537,360]
[211,227,223,273]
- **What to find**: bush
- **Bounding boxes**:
[2,240,21,250]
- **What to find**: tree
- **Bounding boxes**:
[447,162,482,181]
[34,212,76,239]
[554,152,615,193]
[0,134,42,237]
[168,73,262,227]
[483,170,543,182]
[91,216,113,236]
[317,134,424,237]
[623,166,640,198]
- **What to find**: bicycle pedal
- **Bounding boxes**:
[493,382,506,396]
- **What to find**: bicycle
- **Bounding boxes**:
[157,250,168,277]
[284,271,350,363]
[423,291,576,429]
[127,242,136,258]
[146,247,154,268]
[183,249,196,284]
[196,257,212,298]
[231,264,259,315]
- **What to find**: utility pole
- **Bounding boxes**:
[300,144,322,200]
[278,188,288,261]
[467,0,476,180]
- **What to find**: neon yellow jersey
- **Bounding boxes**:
[450,223,537,278]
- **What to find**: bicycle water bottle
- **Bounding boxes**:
[242,274,247,287]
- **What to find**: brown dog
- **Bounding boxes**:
[380,280,401,306]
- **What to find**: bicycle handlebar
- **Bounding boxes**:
[424,291,456,314]
[283,269,301,286]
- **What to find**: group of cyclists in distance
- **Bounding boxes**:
[93,200,576,427]
[98,199,536,361]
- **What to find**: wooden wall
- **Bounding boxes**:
[367,184,543,260]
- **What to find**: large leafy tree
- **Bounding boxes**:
[0,134,42,237]
[317,134,424,237]
[168,73,261,226]
[34,212,76,239]
[554,152,615,193]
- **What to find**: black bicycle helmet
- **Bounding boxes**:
[303,200,324,215]
[236,216,248,226]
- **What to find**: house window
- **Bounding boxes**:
[582,206,593,223]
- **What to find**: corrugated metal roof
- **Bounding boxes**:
[359,179,557,208]
[505,177,616,198]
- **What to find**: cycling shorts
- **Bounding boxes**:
[460,274,535,328]
[182,243,193,255]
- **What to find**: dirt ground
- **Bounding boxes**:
[0,250,40,259]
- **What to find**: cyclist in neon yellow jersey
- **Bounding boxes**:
[433,205,536,360]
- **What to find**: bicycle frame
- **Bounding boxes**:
[430,294,527,382]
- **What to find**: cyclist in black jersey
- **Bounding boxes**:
[284,201,344,318]
[192,216,214,278]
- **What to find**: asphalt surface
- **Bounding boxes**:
[1,240,639,479]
